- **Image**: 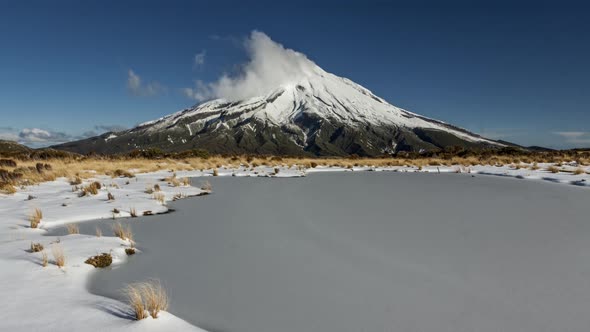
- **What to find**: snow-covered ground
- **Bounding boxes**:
[0,163,588,331]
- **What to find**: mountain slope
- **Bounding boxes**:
[54,60,502,156]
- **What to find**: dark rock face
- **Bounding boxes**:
[53,115,499,156]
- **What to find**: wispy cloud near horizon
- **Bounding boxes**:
[127,69,166,97]
[553,131,590,146]
[0,124,128,148]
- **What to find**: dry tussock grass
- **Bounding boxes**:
[41,251,48,267]
[51,244,65,268]
[124,280,169,320]
[30,242,44,252]
[153,192,165,204]
[2,150,589,195]
[112,222,134,244]
[29,208,43,228]
[66,223,79,235]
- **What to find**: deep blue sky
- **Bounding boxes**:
[1,0,589,148]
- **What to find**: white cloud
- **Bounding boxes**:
[194,50,206,67]
[553,131,590,145]
[127,69,166,97]
[183,31,320,102]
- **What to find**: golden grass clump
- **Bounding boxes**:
[69,176,82,185]
[124,280,169,320]
[547,165,560,173]
[112,222,134,244]
[29,208,43,228]
[140,280,169,318]
[66,223,79,235]
[51,244,65,268]
[213,169,219,176]
[80,181,101,196]
[153,192,165,204]
[124,283,148,320]
[113,169,135,178]
[30,242,44,252]
[41,251,48,267]
[573,167,586,175]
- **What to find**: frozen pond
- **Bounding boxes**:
[83,172,590,332]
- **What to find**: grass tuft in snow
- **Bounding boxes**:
[29,208,43,229]
[140,280,169,319]
[30,242,44,252]
[41,251,48,267]
[112,222,134,245]
[65,223,79,235]
[547,165,560,173]
[153,192,165,205]
[124,283,148,320]
[129,207,137,218]
[51,244,65,268]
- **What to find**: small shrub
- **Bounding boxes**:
[530,163,540,170]
[213,169,219,176]
[573,168,585,175]
[107,192,115,201]
[547,165,560,173]
[30,242,44,252]
[274,167,280,174]
[153,184,161,192]
[310,162,318,168]
[52,244,65,268]
[125,248,136,255]
[129,208,137,218]
[29,208,43,228]
[85,253,113,268]
[66,223,79,235]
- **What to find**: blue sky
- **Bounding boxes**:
[1,0,589,148]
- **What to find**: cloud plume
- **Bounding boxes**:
[127,69,166,97]
[184,31,320,102]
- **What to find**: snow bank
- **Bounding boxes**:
[0,162,587,331]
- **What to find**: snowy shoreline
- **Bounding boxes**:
[0,163,588,331]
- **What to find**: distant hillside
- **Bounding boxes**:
[0,140,32,154]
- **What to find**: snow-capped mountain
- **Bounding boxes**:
[54,50,502,156]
